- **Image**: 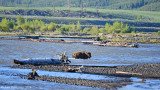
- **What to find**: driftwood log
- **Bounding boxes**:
[13,58,62,65]
[72,51,91,59]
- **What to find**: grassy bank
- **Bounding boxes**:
[0,32,95,39]
[103,33,160,44]
[0,32,20,36]
[0,6,160,22]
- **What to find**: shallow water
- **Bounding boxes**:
[120,78,160,90]
[0,39,160,65]
[0,38,160,90]
[0,74,102,90]
[0,66,105,90]
[0,66,159,90]
[39,37,93,41]
[0,67,123,82]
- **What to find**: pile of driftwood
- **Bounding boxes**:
[92,41,138,48]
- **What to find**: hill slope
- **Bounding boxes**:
[0,0,160,11]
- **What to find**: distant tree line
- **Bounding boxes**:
[0,0,160,11]
[0,17,135,35]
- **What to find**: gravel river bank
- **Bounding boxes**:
[11,64,160,78]
[10,63,160,89]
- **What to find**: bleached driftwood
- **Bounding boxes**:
[116,71,142,75]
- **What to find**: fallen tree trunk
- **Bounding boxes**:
[13,58,62,65]
[116,71,142,75]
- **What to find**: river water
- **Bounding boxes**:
[0,38,160,90]
[0,38,160,65]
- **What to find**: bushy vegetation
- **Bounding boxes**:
[157,31,160,36]
[0,18,15,32]
[0,0,160,11]
[0,17,77,33]
[0,17,58,33]
[0,17,134,35]
[83,21,134,35]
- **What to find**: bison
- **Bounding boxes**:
[72,51,91,59]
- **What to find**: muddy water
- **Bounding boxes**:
[0,38,160,90]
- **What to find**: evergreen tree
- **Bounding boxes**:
[0,18,10,32]
[21,24,30,33]
[157,31,160,36]
[16,16,25,26]
[137,15,143,20]
[83,28,90,33]
[40,25,48,32]
[69,23,75,32]
[113,21,121,33]
[76,21,81,33]
[48,22,57,32]
[88,26,99,35]
[9,19,15,29]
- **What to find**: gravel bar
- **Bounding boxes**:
[14,73,131,89]
[11,64,160,78]
[10,64,160,89]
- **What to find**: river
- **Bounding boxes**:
[0,38,160,90]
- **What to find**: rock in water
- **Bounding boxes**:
[72,51,91,59]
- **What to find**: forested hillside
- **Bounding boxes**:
[0,0,160,11]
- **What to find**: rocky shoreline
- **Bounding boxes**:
[37,76,131,89]
[16,74,131,89]
[10,64,160,89]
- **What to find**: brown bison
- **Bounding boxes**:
[72,51,91,59]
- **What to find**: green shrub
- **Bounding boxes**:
[157,31,160,36]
